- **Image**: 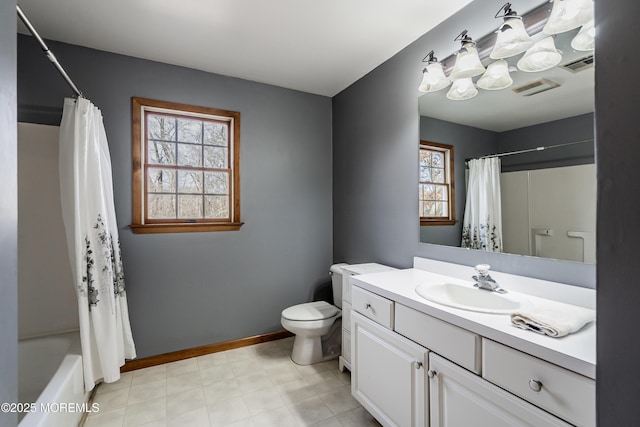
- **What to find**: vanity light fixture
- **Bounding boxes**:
[477,60,513,90]
[571,19,595,51]
[517,36,562,72]
[449,31,486,80]
[447,77,478,101]
[542,0,593,35]
[418,0,594,99]
[490,3,534,59]
[418,50,451,93]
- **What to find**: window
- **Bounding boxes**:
[130,97,242,233]
[419,141,456,226]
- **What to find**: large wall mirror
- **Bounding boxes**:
[418,0,595,264]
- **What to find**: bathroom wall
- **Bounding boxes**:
[17,123,78,339]
[498,113,594,172]
[333,0,594,289]
[0,1,18,425]
[17,35,333,358]
[595,0,640,423]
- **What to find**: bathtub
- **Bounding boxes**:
[18,331,91,427]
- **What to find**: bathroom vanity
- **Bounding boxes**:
[338,263,397,372]
[349,258,595,427]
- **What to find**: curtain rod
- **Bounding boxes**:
[466,138,594,162]
[17,5,84,98]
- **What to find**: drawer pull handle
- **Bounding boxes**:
[427,369,437,378]
[529,379,543,392]
[415,361,423,370]
[364,303,371,309]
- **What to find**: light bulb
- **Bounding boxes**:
[543,0,593,35]
[571,19,595,51]
[517,37,562,72]
[418,62,451,93]
[490,18,534,59]
[446,78,478,100]
[477,60,513,90]
[450,45,486,80]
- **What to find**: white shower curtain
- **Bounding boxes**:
[59,97,136,391]
[461,158,503,252]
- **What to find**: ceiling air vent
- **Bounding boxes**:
[560,55,595,73]
[512,78,561,97]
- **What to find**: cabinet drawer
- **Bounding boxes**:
[352,286,394,329]
[482,339,595,427]
[395,304,481,374]
[342,301,352,333]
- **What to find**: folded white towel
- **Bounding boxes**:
[511,300,595,338]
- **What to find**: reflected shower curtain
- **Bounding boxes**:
[461,158,503,252]
[59,97,136,391]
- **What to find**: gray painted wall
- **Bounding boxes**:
[499,113,594,172]
[0,1,18,425]
[18,36,333,358]
[595,0,640,424]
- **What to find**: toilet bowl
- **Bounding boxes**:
[280,263,348,365]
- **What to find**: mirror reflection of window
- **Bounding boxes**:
[419,141,456,226]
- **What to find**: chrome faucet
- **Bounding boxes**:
[472,264,507,294]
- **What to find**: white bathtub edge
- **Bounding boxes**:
[19,354,91,427]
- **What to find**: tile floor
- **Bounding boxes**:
[83,337,382,427]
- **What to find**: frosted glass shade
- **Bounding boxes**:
[418,62,451,93]
[571,19,595,51]
[447,78,478,101]
[450,45,486,80]
[490,18,534,59]
[517,37,562,72]
[477,60,513,90]
[543,0,593,35]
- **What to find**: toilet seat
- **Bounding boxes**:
[281,301,339,321]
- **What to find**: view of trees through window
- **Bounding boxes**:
[419,141,454,224]
[145,113,231,221]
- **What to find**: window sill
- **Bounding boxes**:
[130,222,244,234]
[420,219,457,226]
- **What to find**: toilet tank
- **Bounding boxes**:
[329,263,349,308]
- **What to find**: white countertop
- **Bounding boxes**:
[351,268,596,379]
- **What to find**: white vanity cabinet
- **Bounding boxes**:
[339,263,396,372]
[429,353,571,427]
[350,277,596,427]
[351,311,427,427]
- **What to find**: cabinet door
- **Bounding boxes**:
[429,353,571,427]
[351,312,427,427]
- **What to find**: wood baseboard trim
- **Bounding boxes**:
[121,330,293,373]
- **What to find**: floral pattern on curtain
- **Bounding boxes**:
[461,157,503,252]
[59,97,136,392]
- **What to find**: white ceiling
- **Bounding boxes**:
[16,0,473,97]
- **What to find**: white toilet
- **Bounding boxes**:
[281,263,348,365]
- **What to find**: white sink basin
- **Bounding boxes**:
[415,282,529,314]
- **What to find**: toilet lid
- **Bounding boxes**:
[282,301,340,321]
